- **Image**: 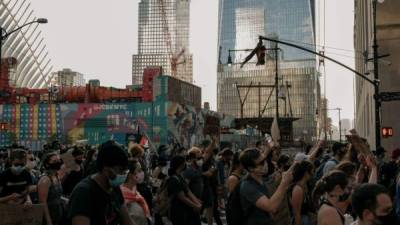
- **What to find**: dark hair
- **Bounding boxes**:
[187,151,197,161]
[96,141,128,171]
[352,183,389,220]
[292,160,314,183]
[335,161,357,177]
[10,149,27,161]
[312,170,348,206]
[169,155,186,176]
[42,152,58,170]
[239,148,261,171]
[72,147,84,157]
[277,154,290,169]
[230,151,242,174]
[127,159,140,174]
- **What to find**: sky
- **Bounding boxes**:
[30,0,355,128]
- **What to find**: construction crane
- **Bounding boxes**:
[158,0,186,77]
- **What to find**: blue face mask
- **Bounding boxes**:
[109,170,128,187]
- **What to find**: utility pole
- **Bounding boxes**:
[337,108,342,143]
[274,44,279,121]
[372,0,381,148]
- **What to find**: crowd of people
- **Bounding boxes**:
[0,132,399,225]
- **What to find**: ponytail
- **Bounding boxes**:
[312,170,348,208]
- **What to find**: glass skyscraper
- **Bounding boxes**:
[217,0,319,140]
[132,0,193,85]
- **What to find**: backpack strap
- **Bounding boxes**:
[320,199,345,225]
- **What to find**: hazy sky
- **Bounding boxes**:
[30,0,355,127]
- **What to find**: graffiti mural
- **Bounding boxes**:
[0,101,223,151]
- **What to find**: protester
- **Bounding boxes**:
[121,160,151,225]
[267,154,292,225]
[289,160,315,225]
[322,142,347,175]
[351,183,396,225]
[314,170,348,225]
[67,141,135,225]
[183,147,205,225]
[201,138,218,225]
[379,148,400,197]
[129,143,153,212]
[238,148,293,225]
[0,148,33,205]
[62,147,85,196]
[167,155,202,225]
[226,151,245,194]
[38,152,65,225]
[83,147,97,177]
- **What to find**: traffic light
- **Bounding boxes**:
[256,45,267,65]
[382,127,393,138]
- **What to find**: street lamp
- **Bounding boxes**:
[0,18,48,65]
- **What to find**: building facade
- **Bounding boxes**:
[354,0,400,150]
[217,0,319,140]
[132,0,193,85]
[0,0,53,88]
[51,68,85,87]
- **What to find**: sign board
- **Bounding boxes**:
[0,204,44,225]
[379,92,400,102]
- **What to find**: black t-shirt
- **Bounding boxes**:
[167,174,190,211]
[240,175,273,225]
[67,177,125,225]
[62,169,84,196]
[183,165,204,199]
[0,168,32,198]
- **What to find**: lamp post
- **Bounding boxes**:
[0,18,48,66]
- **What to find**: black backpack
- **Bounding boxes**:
[226,180,254,225]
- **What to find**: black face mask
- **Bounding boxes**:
[338,192,351,202]
[373,210,397,225]
[47,161,63,171]
[75,159,83,165]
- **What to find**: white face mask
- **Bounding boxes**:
[196,159,203,167]
[161,166,168,175]
[136,171,145,184]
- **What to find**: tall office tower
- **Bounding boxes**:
[217,0,319,140]
[0,0,53,88]
[132,0,193,85]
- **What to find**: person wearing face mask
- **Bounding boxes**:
[26,151,40,204]
[62,147,85,196]
[38,152,65,225]
[183,147,205,225]
[121,160,151,225]
[0,149,33,205]
[151,155,169,193]
[167,155,202,225]
[289,160,315,225]
[351,183,396,225]
[314,170,349,225]
[238,148,294,225]
[67,141,135,225]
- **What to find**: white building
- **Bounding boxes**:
[51,68,85,87]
